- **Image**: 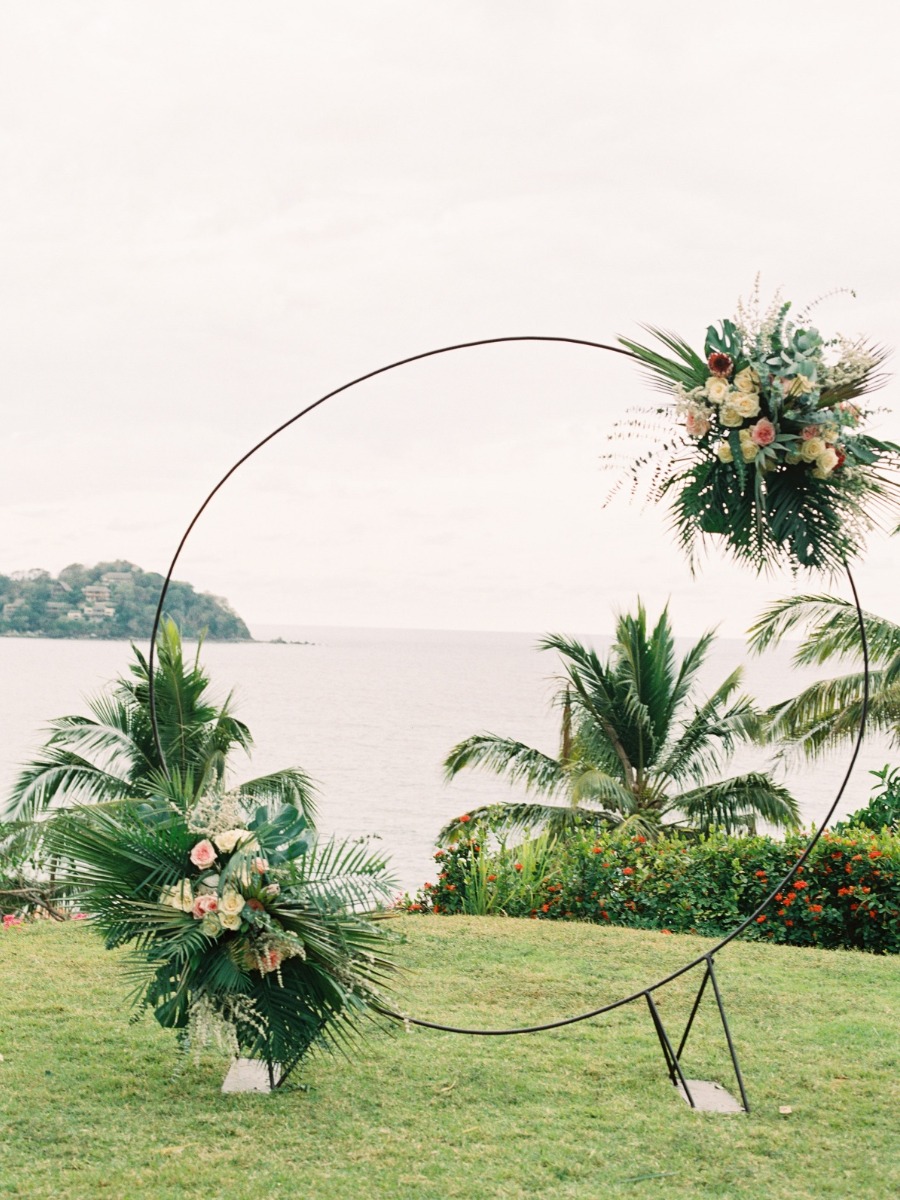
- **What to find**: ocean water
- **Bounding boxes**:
[0,627,892,891]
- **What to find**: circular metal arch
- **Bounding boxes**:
[146,334,870,1037]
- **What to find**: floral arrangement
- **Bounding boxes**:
[611,284,900,571]
[50,786,396,1084]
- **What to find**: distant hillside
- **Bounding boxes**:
[0,561,252,641]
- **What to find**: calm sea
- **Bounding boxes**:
[0,627,892,891]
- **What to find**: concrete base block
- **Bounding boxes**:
[221,1057,282,1093]
[676,1079,744,1113]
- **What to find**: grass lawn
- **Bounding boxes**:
[0,916,897,1200]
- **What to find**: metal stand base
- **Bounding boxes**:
[645,954,749,1113]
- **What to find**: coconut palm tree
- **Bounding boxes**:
[747,594,900,756]
[4,618,316,826]
[440,602,798,842]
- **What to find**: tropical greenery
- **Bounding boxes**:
[0,560,251,640]
[4,619,315,831]
[748,593,900,758]
[43,783,396,1081]
[408,821,900,954]
[606,286,900,572]
[440,602,798,843]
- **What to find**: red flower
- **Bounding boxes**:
[246,898,265,911]
[459,814,471,824]
[809,904,823,914]
[785,920,793,927]
[707,352,734,377]
[622,867,634,876]
[434,850,444,858]
[754,870,767,878]
[514,862,523,872]
[487,874,497,882]
[541,904,550,913]
[756,915,767,923]
[591,847,603,854]
[869,849,883,859]
[446,884,456,892]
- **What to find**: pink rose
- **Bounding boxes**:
[192,893,218,919]
[801,425,820,441]
[685,411,710,438]
[189,839,217,869]
[253,857,269,874]
[750,418,776,447]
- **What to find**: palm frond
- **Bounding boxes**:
[443,733,568,797]
[670,772,799,832]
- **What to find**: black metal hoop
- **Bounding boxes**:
[146,335,870,1070]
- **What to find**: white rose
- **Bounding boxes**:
[784,375,814,397]
[732,392,761,419]
[715,441,733,463]
[219,912,242,931]
[813,447,840,478]
[159,879,194,912]
[740,440,759,462]
[214,828,250,854]
[705,377,731,404]
[720,404,744,428]
[219,888,246,917]
[733,366,760,393]
[799,437,826,462]
[200,912,223,937]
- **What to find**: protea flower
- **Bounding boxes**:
[707,352,734,377]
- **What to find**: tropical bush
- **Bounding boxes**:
[836,765,900,833]
[407,824,900,955]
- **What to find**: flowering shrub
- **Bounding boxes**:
[609,284,900,572]
[407,827,900,954]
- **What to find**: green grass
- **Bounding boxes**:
[1,917,898,1200]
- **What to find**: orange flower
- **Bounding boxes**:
[869,849,883,859]
[514,863,523,872]
[541,904,550,913]
[487,874,497,882]
[756,915,767,923]
[622,867,634,876]
[809,904,823,913]
[459,814,471,824]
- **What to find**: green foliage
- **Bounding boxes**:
[45,796,397,1076]
[0,560,250,640]
[749,594,900,757]
[409,825,900,955]
[440,603,797,843]
[837,765,900,833]
[409,823,558,916]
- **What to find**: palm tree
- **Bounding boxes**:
[747,594,900,757]
[440,602,798,842]
[4,619,316,826]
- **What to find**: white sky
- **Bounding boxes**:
[3,0,899,638]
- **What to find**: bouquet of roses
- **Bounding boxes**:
[50,785,396,1084]
[611,285,900,571]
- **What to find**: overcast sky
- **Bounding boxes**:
[3,1,899,639]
